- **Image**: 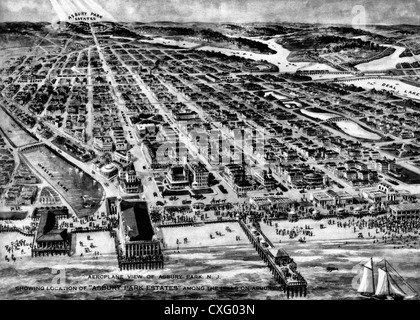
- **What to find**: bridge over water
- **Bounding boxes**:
[325,116,350,124]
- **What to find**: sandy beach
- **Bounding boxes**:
[161,222,249,249]
[260,218,371,242]
[73,231,116,257]
[0,232,33,265]
[259,216,420,249]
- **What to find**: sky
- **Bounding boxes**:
[0,0,419,25]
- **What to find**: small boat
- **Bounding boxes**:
[326,266,338,272]
[298,237,306,243]
[358,258,418,300]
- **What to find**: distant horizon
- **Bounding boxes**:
[1,20,419,27]
[0,0,418,26]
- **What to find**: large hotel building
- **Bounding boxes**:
[112,199,164,270]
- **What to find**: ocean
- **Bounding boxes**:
[0,241,419,300]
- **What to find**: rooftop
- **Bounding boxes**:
[121,201,154,242]
[36,211,67,242]
[389,203,420,211]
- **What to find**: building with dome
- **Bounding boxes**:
[100,163,118,179]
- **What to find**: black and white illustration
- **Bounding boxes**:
[0,0,419,300]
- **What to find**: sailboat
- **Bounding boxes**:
[358,258,375,298]
[358,258,418,300]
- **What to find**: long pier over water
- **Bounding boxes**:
[239,219,307,298]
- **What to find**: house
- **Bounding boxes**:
[252,168,277,190]
[223,164,255,197]
[142,140,172,169]
[93,136,114,153]
[389,203,420,219]
[113,150,132,165]
[188,162,209,188]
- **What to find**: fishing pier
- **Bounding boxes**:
[239,219,307,298]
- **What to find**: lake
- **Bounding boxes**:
[22,146,104,217]
[0,108,37,147]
